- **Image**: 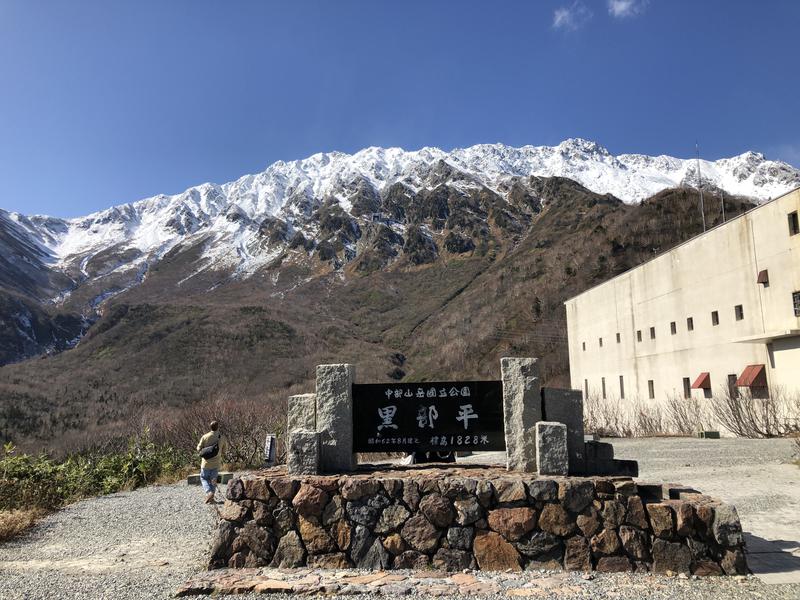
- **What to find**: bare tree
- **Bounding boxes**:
[148,391,287,467]
[663,393,710,435]
[709,386,800,438]
[631,398,666,437]
[583,394,635,437]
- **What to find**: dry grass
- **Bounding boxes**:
[0,507,48,542]
[149,465,197,487]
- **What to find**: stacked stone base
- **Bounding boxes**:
[210,467,746,576]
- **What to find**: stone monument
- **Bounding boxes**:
[285,357,635,478]
[499,357,542,472]
[535,421,568,476]
[315,364,355,473]
[202,356,748,578]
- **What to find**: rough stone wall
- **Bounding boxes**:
[211,471,746,576]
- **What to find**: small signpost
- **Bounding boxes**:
[352,380,505,453]
[263,433,276,466]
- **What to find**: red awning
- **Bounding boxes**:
[757,270,769,285]
[691,372,711,389]
[736,364,767,387]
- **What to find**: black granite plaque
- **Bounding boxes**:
[352,380,505,453]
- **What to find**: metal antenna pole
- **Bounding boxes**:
[696,142,706,232]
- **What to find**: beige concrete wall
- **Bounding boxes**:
[770,337,800,392]
[566,187,800,409]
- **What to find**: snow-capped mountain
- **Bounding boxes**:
[3,139,797,433]
[4,138,799,308]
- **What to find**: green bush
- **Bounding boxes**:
[0,433,193,512]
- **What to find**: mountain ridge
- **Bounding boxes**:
[9,138,800,271]
[0,138,800,364]
[0,138,796,372]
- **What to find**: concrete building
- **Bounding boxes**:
[565,186,800,408]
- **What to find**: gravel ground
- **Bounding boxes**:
[610,437,800,554]
[1,438,798,599]
[462,437,800,554]
[0,480,225,600]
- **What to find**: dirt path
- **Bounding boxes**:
[0,480,225,599]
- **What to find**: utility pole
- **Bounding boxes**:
[696,142,706,232]
[721,188,726,223]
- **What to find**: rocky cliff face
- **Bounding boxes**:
[3,139,797,323]
[0,210,84,363]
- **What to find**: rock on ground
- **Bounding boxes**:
[177,567,800,600]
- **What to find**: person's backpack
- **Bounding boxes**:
[199,437,219,459]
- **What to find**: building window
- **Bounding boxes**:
[670,321,677,335]
[711,311,719,326]
[687,317,694,331]
[682,377,691,399]
[616,332,621,344]
[794,291,800,317]
[584,379,588,397]
[601,377,606,399]
[735,305,744,321]
[790,211,800,236]
[637,330,642,342]
[649,326,656,340]
[619,375,625,399]
[599,337,603,348]
[727,374,739,399]
[582,341,586,351]
[648,380,655,399]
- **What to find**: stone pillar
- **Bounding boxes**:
[288,393,317,432]
[287,431,320,475]
[315,364,356,473]
[536,421,568,476]
[500,357,542,472]
[542,388,585,474]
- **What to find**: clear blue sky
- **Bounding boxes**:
[1,0,799,217]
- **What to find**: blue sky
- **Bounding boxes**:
[1,0,799,217]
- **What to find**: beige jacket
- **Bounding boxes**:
[197,430,224,470]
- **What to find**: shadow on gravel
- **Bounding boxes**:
[745,532,800,580]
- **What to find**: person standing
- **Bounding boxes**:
[196,421,225,504]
